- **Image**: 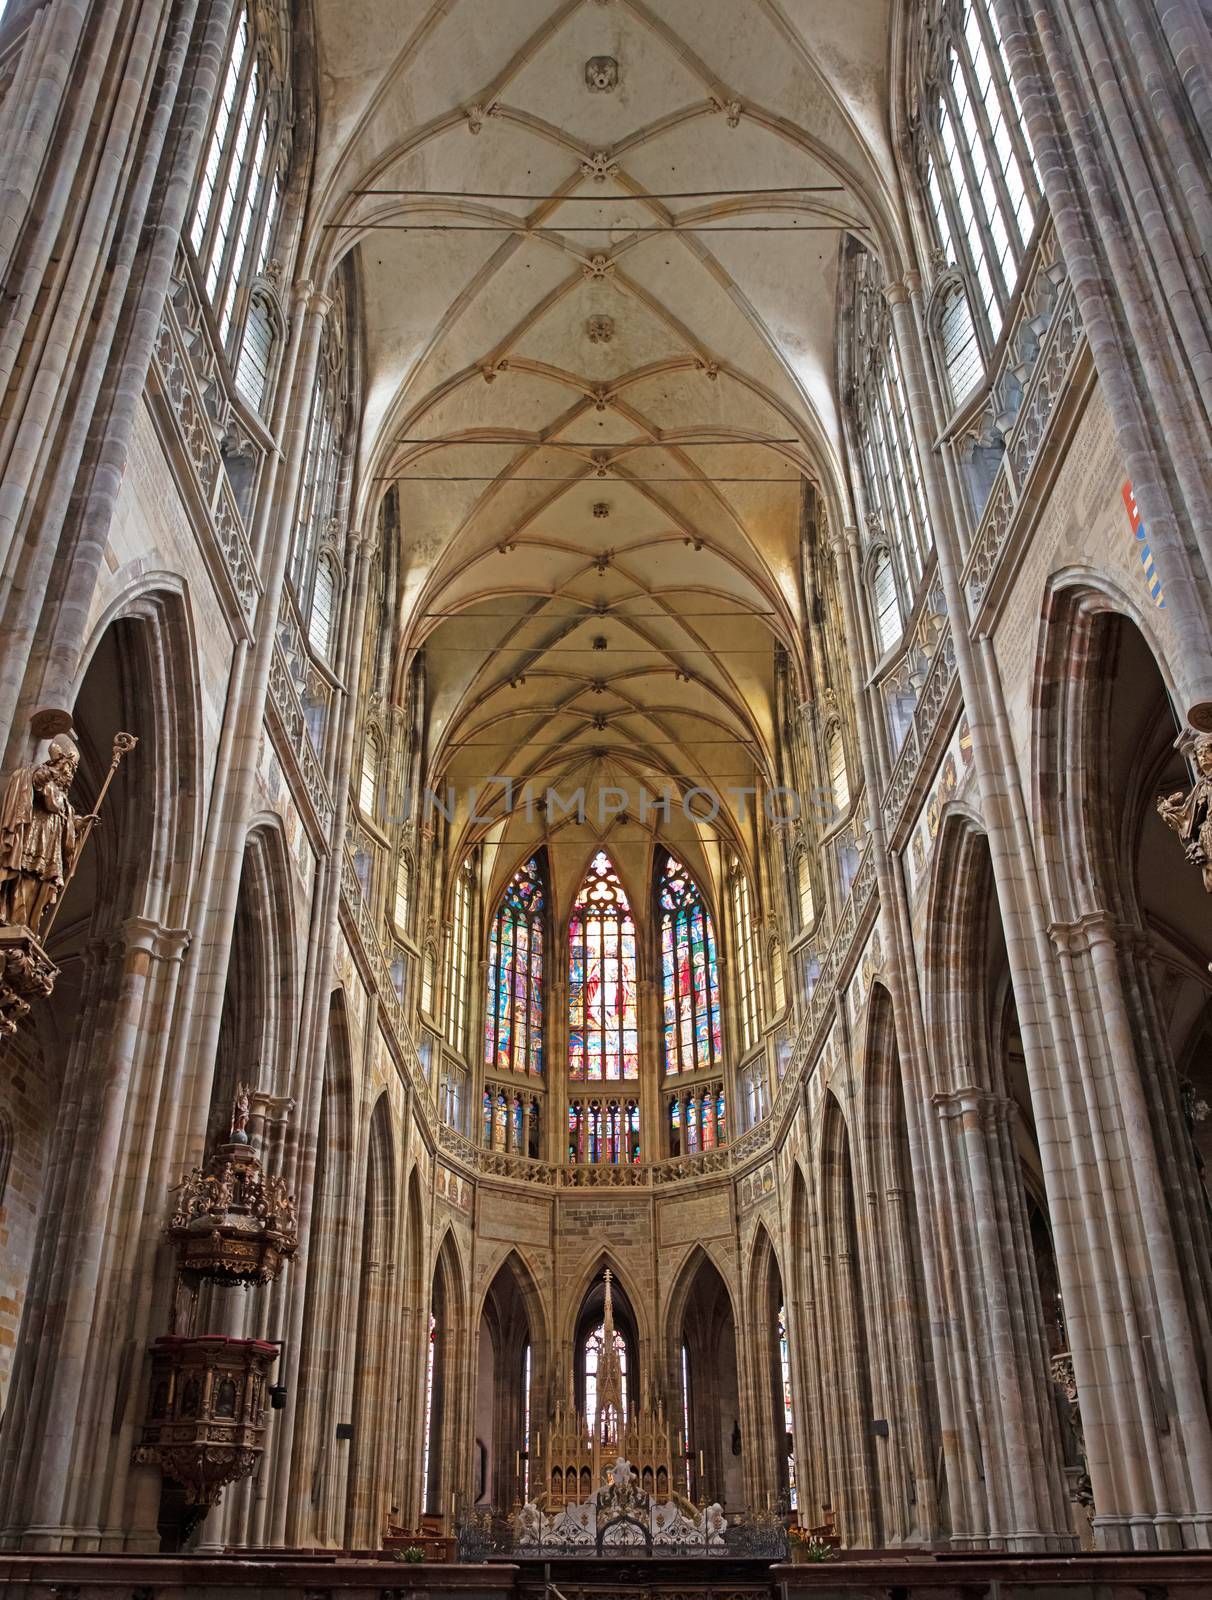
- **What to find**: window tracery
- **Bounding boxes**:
[189,1,291,394]
[658,854,721,1074]
[910,0,1040,347]
[485,855,544,1077]
[444,859,473,1057]
[728,860,760,1052]
[845,247,933,620]
[568,851,637,1082]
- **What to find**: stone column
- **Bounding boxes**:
[990,0,1212,724]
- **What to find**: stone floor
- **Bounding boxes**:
[2,1552,1212,1598]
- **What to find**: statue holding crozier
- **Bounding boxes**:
[0,731,137,1032]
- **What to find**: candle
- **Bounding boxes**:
[698,1449,705,1476]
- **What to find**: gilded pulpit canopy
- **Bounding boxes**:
[1158,732,1212,893]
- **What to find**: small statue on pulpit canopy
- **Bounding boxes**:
[0,741,94,935]
[1158,732,1212,892]
[230,1082,252,1144]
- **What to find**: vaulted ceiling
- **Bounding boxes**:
[308,0,899,912]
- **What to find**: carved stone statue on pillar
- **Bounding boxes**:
[0,740,90,931]
[0,730,135,1032]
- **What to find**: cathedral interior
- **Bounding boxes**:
[3,0,1212,1594]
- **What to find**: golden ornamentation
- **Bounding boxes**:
[168,1105,297,1284]
[136,1335,279,1505]
[1158,733,1212,891]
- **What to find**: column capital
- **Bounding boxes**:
[291,279,333,318]
[1046,907,1127,954]
[120,915,191,961]
[883,278,912,308]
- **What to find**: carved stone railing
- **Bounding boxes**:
[338,850,431,1124]
[266,642,335,838]
[147,256,270,630]
[961,239,1084,613]
[881,620,959,835]
[770,839,878,1126]
[149,298,261,631]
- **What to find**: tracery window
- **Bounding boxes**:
[826,722,850,815]
[359,729,381,818]
[292,279,352,656]
[680,1342,693,1497]
[189,2,290,385]
[421,1311,436,1514]
[911,0,1040,346]
[567,1098,640,1165]
[583,1322,627,1432]
[568,851,637,1081]
[770,939,787,1016]
[522,1343,532,1502]
[778,1303,798,1510]
[845,246,934,611]
[393,853,411,934]
[795,849,814,932]
[870,548,902,655]
[485,856,544,1076]
[728,861,760,1052]
[658,855,721,1074]
[444,859,473,1056]
[667,1084,726,1155]
[483,1086,541,1155]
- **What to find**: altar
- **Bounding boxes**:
[515,1457,726,1555]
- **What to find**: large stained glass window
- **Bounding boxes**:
[659,856,722,1074]
[778,1303,798,1510]
[568,851,638,1080]
[485,855,544,1075]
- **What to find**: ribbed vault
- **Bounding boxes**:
[307,0,897,913]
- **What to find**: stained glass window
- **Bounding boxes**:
[568,851,638,1080]
[778,1303,797,1510]
[522,1342,532,1502]
[584,1323,627,1432]
[568,1098,639,1164]
[680,1342,693,1496]
[658,856,722,1073]
[485,856,544,1075]
[421,1311,436,1516]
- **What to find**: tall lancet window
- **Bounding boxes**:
[485,855,545,1075]
[188,1,290,388]
[911,0,1040,347]
[778,1303,798,1510]
[658,855,722,1074]
[568,851,638,1081]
